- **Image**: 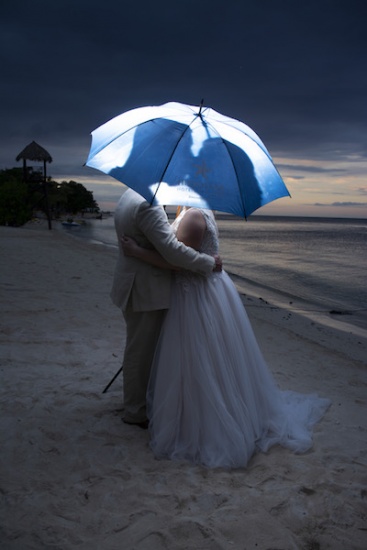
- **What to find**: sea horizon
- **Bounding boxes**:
[95,208,366,223]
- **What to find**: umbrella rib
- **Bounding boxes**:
[150,121,196,205]
[219,137,248,219]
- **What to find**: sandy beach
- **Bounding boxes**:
[1,222,366,550]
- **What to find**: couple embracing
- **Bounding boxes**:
[110,188,330,469]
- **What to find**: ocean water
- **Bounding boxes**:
[216,216,367,333]
[60,215,367,332]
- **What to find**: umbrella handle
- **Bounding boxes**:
[102,365,123,393]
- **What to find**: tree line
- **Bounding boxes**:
[0,168,99,226]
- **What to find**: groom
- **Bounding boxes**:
[111,189,221,428]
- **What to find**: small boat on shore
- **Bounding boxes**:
[61,220,82,228]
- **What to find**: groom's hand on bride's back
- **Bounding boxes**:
[213,255,222,272]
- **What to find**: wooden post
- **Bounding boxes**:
[43,159,52,230]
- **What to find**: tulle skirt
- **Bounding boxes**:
[147,271,330,468]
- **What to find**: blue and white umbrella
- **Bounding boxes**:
[86,101,290,218]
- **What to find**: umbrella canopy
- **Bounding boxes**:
[86,102,290,218]
[16,141,52,163]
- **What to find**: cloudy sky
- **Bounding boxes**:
[1,0,366,216]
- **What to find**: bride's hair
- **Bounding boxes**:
[175,206,216,219]
[175,206,189,218]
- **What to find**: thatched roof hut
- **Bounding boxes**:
[16,141,52,163]
[16,141,53,229]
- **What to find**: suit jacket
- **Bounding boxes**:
[110,189,215,312]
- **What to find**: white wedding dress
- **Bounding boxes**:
[147,209,330,468]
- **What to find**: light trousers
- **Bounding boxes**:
[122,301,166,423]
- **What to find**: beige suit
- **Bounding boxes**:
[111,189,215,424]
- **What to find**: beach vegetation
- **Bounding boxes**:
[0,168,99,226]
[0,168,32,226]
[51,180,99,215]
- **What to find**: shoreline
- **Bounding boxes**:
[54,216,367,337]
[1,224,366,549]
[232,272,367,364]
[14,221,367,363]
[58,219,367,360]
[56,214,367,334]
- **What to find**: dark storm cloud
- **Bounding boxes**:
[1,0,367,179]
[314,202,367,208]
[278,164,347,173]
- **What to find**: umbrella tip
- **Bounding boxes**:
[199,99,204,115]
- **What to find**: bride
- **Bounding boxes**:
[121,206,330,468]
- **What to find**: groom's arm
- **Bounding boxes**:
[121,236,180,270]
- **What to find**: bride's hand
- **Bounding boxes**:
[120,235,140,257]
[213,254,223,272]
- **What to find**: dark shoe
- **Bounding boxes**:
[123,418,149,430]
